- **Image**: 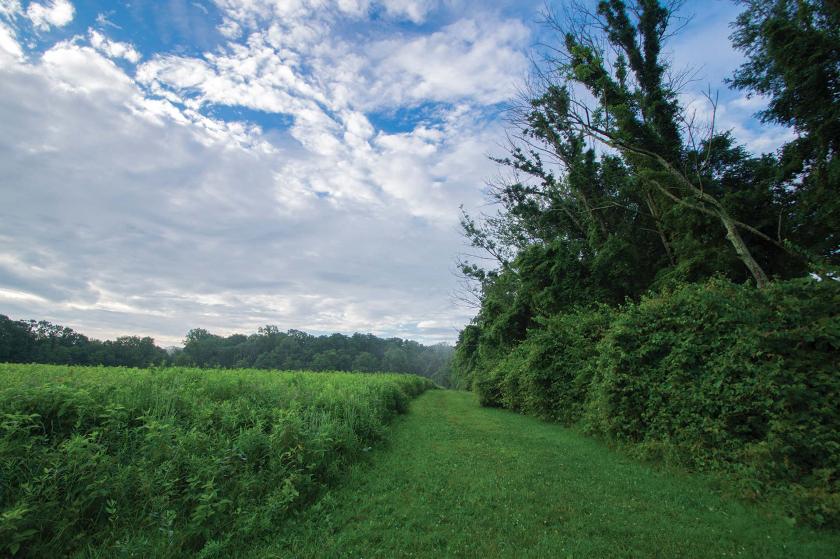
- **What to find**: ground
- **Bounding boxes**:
[247,390,840,558]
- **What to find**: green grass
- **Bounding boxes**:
[254,390,840,558]
[0,364,432,558]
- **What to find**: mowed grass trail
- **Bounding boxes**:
[253,390,840,558]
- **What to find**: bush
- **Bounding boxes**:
[477,306,613,422]
[0,365,433,557]
[470,277,840,527]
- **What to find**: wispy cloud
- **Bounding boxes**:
[88,28,141,63]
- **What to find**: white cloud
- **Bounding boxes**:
[26,0,74,31]
[211,0,438,27]
[0,21,22,61]
[41,42,134,94]
[95,12,121,30]
[218,17,241,38]
[132,5,529,222]
[192,2,210,15]
[369,18,529,106]
[89,29,141,64]
[0,287,48,304]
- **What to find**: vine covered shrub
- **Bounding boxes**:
[470,277,840,527]
[0,365,433,558]
[478,306,613,422]
[590,278,840,526]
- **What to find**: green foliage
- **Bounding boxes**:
[589,277,840,526]
[479,306,614,423]
[177,328,454,384]
[457,0,815,400]
[0,364,433,557]
[0,315,168,367]
[466,278,840,527]
[729,0,840,262]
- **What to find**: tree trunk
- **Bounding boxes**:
[645,191,675,266]
[580,124,775,288]
[720,213,769,288]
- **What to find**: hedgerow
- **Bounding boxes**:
[473,277,840,527]
[0,365,432,557]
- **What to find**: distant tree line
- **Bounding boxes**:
[0,315,168,368]
[171,327,453,386]
[0,315,453,385]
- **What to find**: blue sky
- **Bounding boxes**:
[0,0,793,346]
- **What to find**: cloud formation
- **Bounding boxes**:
[0,0,529,345]
[0,0,795,347]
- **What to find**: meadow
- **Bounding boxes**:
[0,364,433,558]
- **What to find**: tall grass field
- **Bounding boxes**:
[0,364,433,557]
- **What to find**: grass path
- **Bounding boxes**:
[250,390,840,558]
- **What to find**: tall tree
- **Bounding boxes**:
[729,0,840,263]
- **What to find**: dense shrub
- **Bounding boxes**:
[471,278,840,527]
[0,365,433,557]
[478,306,613,422]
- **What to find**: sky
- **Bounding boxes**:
[0,0,793,347]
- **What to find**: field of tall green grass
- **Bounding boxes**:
[0,364,433,558]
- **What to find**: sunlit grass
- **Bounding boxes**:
[257,390,840,558]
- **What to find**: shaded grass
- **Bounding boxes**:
[254,390,840,558]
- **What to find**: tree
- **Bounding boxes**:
[546,0,806,286]
[729,0,840,263]
[0,315,34,362]
[182,328,224,366]
[352,351,380,372]
[382,347,409,373]
[455,0,816,388]
[103,336,167,367]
